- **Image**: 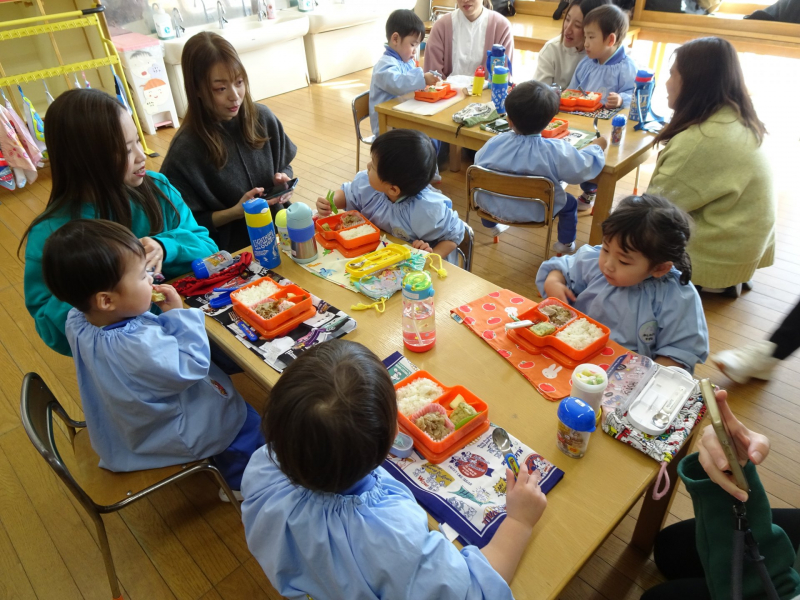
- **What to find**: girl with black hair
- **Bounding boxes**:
[536,194,710,372]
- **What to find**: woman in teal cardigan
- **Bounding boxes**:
[22,89,217,356]
[647,37,775,296]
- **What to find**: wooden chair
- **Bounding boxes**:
[457,222,475,272]
[19,372,241,600]
[465,165,557,260]
[352,90,375,172]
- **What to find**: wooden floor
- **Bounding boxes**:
[0,46,798,600]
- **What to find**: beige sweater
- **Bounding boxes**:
[647,106,776,289]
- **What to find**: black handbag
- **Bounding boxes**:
[493,0,516,17]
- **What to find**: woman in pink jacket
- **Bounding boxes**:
[425,0,514,78]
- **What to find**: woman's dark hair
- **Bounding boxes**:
[655,37,765,146]
[42,219,146,312]
[601,194,694,285]
[370,129,437,197]
[176,32,267,170]
[262,340,397,493]
[583,4,628,44]
[505,80,560,135]
[18,89,177,255]
[560,0,611,47]
[385,9,425,41]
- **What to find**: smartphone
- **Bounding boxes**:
[700,379,750,493]
[260,177,298,202]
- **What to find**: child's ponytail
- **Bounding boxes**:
[601,194,695,285]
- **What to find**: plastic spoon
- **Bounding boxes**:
[505,320,534,330]
[492,428,520,479]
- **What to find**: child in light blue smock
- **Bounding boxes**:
[43,219,263,495]
[536,195,709,372]
[317,129,465,263]
[567,4,637,210]
[474,80,607,254]
[369,9,440,136]
[241,339,548,600]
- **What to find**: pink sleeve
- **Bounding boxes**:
[424,15,451,76]
[485,12,515,65]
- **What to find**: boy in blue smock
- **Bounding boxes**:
[474,80,607,254]
[568,4,637,210]
[316,129,465,263]
[536,195,709,372]
[369,9,440,137]
[241,339,548,600]
[42,219,263,499]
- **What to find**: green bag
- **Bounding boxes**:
[452,102,499,128]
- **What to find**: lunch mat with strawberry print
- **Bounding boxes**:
[450,289,628,401]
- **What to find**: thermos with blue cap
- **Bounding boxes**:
[286,203,318,264]
[244,198,281,269]
[556,396,596,458]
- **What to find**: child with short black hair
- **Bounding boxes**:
[474,80,606,254]
[241,339,548,599]
[568,4,637,209]
[43,219,262,497]
[369,9,440,136]
[536,194,709,372]
[317,129,465,262]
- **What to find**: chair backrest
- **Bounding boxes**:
[466,165,557,226]
[352,91,370,144]
[19,373,95,509]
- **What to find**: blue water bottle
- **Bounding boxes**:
[629,69,655,123]
[243,198,281,269]
[485,44,507,78]
[491,66,509,114]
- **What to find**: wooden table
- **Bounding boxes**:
[206,252,687,600]
[375,89,655,245]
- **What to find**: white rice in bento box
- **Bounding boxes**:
[232,279,280,306]
[555,318,604,350]
[396,377,445,417]
[339,224,375,240]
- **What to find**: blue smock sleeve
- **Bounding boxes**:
[114,309,211,397]
[536,244,599,298]
[149,173,218,278]
[553,143,606,183]
[373,63,426,96]
[342,170,371,212]
[652,282,710,371]
[409,195,465,245]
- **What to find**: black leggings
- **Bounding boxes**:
[770,298,800,360]
[641,509,800,599]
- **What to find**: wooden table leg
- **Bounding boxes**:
[378,112,388,135]
[631,439,692,554]
[449,144,461,172]
[588,172,615,245]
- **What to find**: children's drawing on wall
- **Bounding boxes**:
[142,79,170,114]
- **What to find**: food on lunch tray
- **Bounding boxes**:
[151,290,166,303]
[396,377,445,417]
[561,90,582,99]
[574,368,606,386]
[339,224,375,240]
[450,401,478,429]
[412,404,454,441]
[321,223,332,231]
[338,213,364,229]
[545,120,566,130]
[530,321,557,337]
[539,304,573,327]
[449,394,466,410]
[555,318,604,350]
[233,279,281,306]
[253,298,295,320]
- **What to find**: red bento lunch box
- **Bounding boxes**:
[315,210,381,258]
[541,117,569,139]
[559,89,602,112]
[414,82,457,103]
[230,277,315,339]
[505,297,611,368]
[395,371,490,464]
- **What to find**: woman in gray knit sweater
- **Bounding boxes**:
[161,33,296,253]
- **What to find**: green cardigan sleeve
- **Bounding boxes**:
[149,172,218,279]
[678,453,800,600]
[648,135,710,213]
[23,218,74,356]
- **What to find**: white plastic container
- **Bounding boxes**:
[570,364,608,414]
[151,4,175,40]
[626,366,696,436]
